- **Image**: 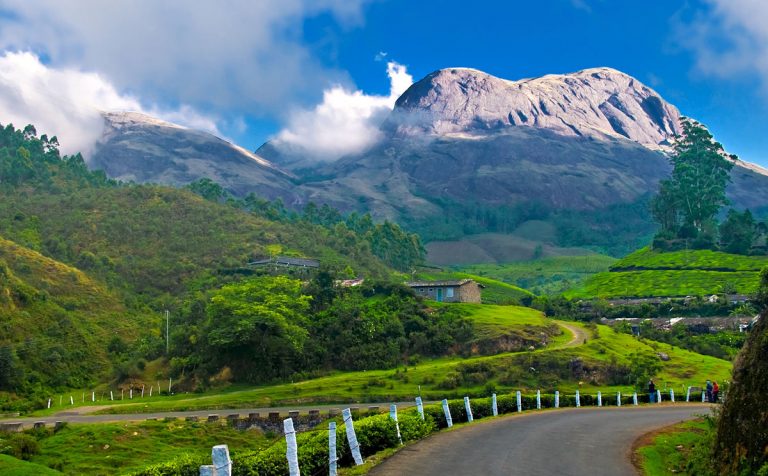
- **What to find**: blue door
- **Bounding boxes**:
[436,288,443,302]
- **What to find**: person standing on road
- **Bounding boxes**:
[706,380,713,402]
[648,379,656,403]
[712,381,719,403]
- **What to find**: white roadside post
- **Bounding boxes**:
[284,418,300,476]
[633,392,638,406]
[390,404,402,445]
[516,391,522,413]
[657,389,662,404]
[670,389,675,402]
[555,391,560,408]
[329,422,338,476]
[168,378,172,394]
[130,388,133,399]
[575,390,580,408]
[597,391,602,407]
[91,391,95,402]
[142,385,145,398]
[702,391,706,402]
[686,386,691,402]
[150,386,153,397]
[342,408,364,465]
[536,390,541,410]
[110,391,114,401]
[617,391,622,407]
[415,397,425,420]
[47,398,51,409]
[441,399,453,428]
[69,396,74,405]
[212,444,232,476]
[492,393,498,416]
[464,397,473,423]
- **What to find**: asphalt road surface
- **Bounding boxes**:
[370,405,711,476]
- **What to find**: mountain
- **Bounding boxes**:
[91,112,299,202]
[259,67,768,257]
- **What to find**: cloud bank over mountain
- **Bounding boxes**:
[274,61,414,160]
[0,52,219,155]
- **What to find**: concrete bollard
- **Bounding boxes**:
[47,398,51,409]
[597,391,602,407]
[686,386,691,402]
[186,416,199,422]
[308,410,320,418]
[92,391,95,402]
[329,421,338,476]
[226,414,239,425]
[212,444,232,476]
[33,421,46,430]
[575,390,580,408]
[555,391,560,408]
[464,397,473,422]
[516,391,522,413]
[130,388,133,400]
[110,391,114,401]
[54,421,65,431]
[536,390,541,410]
[617,391,621,407]
[633,392,638,406]
[367,406,379,414]
[657,390,662,404]
[702,391,706,402]
[390,403,402,445]
[249,413,260,421]
[268,412,280,420]
[670,389,675,402]
[328,408,340,417]
[416,397,425,420]
[284,418,300,476]
[442,399,453,428]
[288,411,299,419]
[0,423,23,432]
[492,393,498,416]
[342,408,364,466]
[207,415,219,423]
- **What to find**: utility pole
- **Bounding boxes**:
[165,310,170,355]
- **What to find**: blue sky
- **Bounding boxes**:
[0,0,767,165]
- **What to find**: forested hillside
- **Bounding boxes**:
[0,123,426,404]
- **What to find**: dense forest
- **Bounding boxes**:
[0,122,432,405]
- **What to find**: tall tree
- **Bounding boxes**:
[719,209,756,254]
[652,118,735,241]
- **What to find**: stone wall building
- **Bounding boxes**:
[405,279,483,303]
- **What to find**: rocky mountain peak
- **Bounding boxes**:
[387,66,682,149]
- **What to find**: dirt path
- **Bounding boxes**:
[555,320,590,347]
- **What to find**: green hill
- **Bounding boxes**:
[456,255,617,295]
[566,247,767,299]
[0,235,148,402]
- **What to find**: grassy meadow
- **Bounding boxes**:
[566,248,768,298]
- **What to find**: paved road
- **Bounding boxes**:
[370,405,711,476]
[0,401,418,426]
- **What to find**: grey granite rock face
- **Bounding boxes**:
[386,67,682,149]
[90,112,299,202]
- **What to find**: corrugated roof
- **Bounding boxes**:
[248,256,320,268]
[405,279,473,287]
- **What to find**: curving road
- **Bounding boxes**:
[370,405,710,476]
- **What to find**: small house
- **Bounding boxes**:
[405,279,483,303]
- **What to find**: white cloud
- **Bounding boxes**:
[0,1,368,118]
[0,51,219,155]
[678,1,768,91]
[274,62,413,160]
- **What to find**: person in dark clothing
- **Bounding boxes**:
[706,380,713,402]
[648,379,656,403]
[712,381,719,403]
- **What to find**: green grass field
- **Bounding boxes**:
[0,454,62,476]
[62,320,728,415]
[456,255,617,295]
[23,420,271,475]
[565,270,760,299]
[612,247,768,271]
[635,419,710,475]
[566,248,768,299]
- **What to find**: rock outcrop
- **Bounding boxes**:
[90,112,297,201]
